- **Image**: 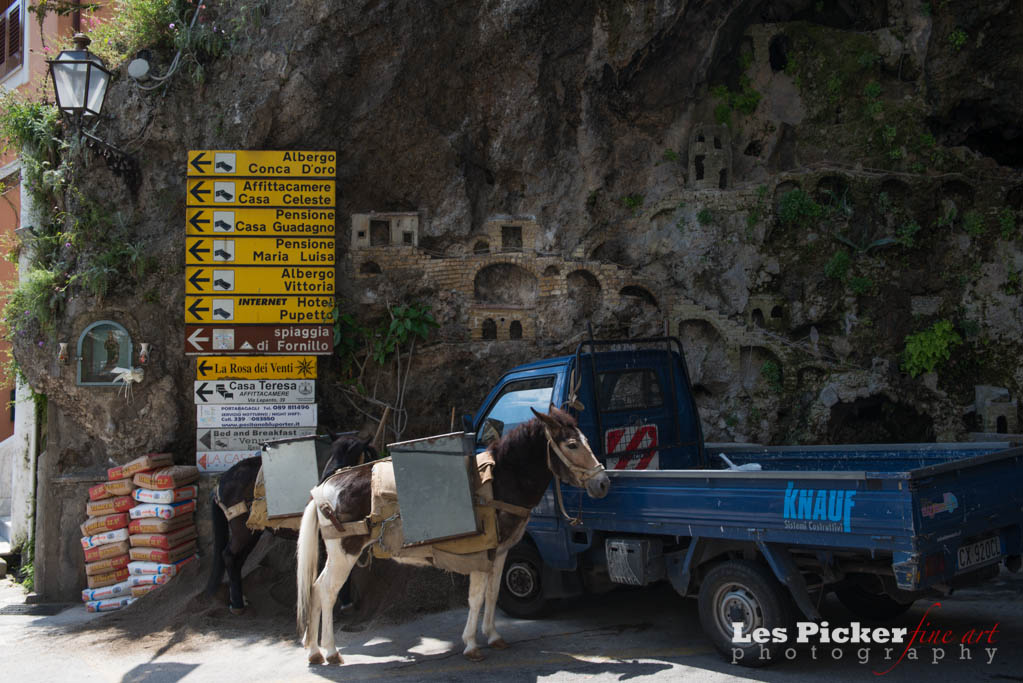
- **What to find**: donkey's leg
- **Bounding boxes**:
[317,538,358,665]
[225,520,260,614]
[461,570,488,661]
[482,550,510,649]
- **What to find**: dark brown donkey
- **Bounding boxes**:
[206,435,375,613]
[296,406,610,666]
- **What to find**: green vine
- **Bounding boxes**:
[901,319,962,378]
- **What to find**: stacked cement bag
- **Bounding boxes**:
[79,453,174,611]
[127,464,200,598]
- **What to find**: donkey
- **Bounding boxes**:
[296,406,610,665]
[206,434,376,613]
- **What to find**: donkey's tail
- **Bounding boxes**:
[205,489,228,597]
[296,498,320,637]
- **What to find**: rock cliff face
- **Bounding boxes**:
[14,0,1023,597]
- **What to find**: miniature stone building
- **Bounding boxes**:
[975,385,1019,434]
[688,124,732,190]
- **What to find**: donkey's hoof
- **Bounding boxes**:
[463,648,485,662]
[229,607,246,616]
[326,653,344,665]
[308,652,324,666]
[489,638,510,650]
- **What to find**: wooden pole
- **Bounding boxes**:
[372,406,391,454]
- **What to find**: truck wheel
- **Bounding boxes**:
[835,585,914,621]
[498,543,550,619]
[697,560,794,667]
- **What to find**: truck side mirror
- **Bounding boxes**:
[461,413,474,432]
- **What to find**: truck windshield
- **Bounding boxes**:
[477,375,556,445]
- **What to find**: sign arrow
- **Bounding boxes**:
[190,180,210,203]
[188,299,210,319]
[198,430,212,449]
[188,269,210,289]
[195,382,213,403]
[187,328,209,351]
[197,359,213,378]
[189,211,209,232]
[190,151,210,174]
[188,240,210,260]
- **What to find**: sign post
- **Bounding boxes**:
[187,150,336,469]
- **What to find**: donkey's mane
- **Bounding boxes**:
[488,408,578,469]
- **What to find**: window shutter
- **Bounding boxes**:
[7,4,17,59]
[0,15,7,73]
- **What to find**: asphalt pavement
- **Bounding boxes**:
[1,568,1021,682]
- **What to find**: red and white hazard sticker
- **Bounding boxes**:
[605,424,658,470]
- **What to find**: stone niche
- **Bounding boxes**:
[975,385,1019,434]
[351,211,420,249]
[688,124,732,190]
[746,294,786,331]
[470,307,535,341]
[476,215,539,253]
[77,320,133,385]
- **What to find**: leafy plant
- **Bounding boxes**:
[711,78,762,127]
[849,276,873,295]
[777,188,824,230]
[998,207,1016,239]
[948,28,968,52]
[824,250,851,281]
[760,360,783,392]
[896,220,922,247]
[863,80,882,99]
[937,205,957,229]
[962,209,986,237]
[621,193,644,214]
[901,319,962,377]
[661,148,680,163]
[697,208,713,225]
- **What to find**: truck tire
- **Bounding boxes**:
[835,585,914,621]
[498,543,550,619]
[697,560,794,667]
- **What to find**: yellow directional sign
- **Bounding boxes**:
[185,236,335,266]
[186,207,335,237]
[185,295,336,324]
[187,178,335,207]
[186,266,334,294]
[188,150,336,178]
[195,356,317,380]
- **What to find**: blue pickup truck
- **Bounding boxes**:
[464,336,1023,663]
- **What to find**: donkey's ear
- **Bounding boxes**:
[531,406,558,429]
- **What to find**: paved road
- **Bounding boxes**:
[1,569,1021,682]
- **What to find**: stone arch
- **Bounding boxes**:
[619,285,658,309]
[1006,184,1023,211]
[770,305,784,320]
[473,263,538,305]
[769,34,790,72]
[752,308,766,328]
[481,318,497,340]
[773,180,800,216]
[543,265,560,277]
[939,179,975,214]
[814,174,849,206]
[678,318,731,396]
[567,269,602,317]
[509,320,523,339]
[827,395,934,443]
[359,261,382,274]
[473,240,490,255]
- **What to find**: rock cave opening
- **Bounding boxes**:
[827,395,935,444]
[474,263,538,305]
[360,261,382,274]
[929,103,1023,169]
[769,34,790,72]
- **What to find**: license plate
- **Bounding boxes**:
[957,536,1000,572]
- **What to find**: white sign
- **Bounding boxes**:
[196,450,260,473]
[196,427,316,452]
[197,403,318,428]
[194,379,315,404]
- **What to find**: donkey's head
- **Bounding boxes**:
[530,405,610,499]
[319,435,376,483]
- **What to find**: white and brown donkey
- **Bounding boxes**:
[296,405,610,665]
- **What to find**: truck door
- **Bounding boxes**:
[472,372,560,448]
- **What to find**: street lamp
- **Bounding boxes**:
[48,33,111,124]
[47,33,138,187]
